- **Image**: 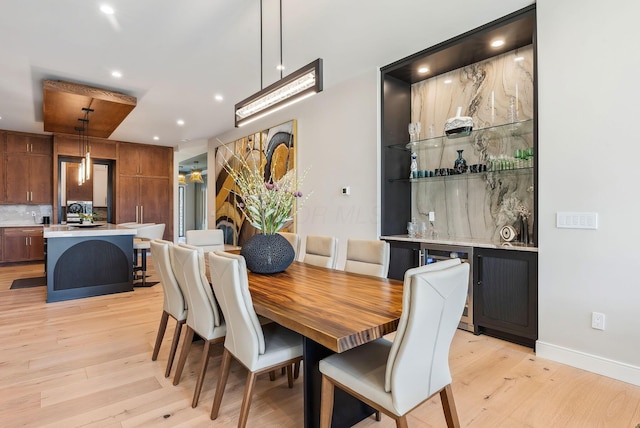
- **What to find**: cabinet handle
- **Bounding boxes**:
[26,143,29,152]
[29,237,32,246]
[30,143,33,152]
[25,237,28,246]
[135,206,139,223]
[30,191,33,201]
[140,206,144,223]
[26,192,29,201]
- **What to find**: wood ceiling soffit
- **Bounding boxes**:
[42,80,137,138]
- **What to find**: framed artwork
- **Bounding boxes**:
[215,120,297,246]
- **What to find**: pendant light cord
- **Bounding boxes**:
[280,0,283,79]
[260,0,263,90]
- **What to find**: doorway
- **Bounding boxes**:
[178,154,207,238]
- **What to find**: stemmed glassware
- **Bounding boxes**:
[408,122,421,142]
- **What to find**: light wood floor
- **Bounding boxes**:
[1,260,639,428]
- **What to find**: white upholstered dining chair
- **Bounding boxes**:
[149,239,187,378]
[319,258,469,428]
[208,251,303,428]
[277,231,301,260]
[171,244,226,408]
[303,235,338,269]
[185,229,225,253]
[344,238,391,278]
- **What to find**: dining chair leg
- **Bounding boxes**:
[395,415,409,428]
[173,326,194,386]
[238,371,258,428]
[192,339,213,408]
[211,348,232,420]
[164,319,184,377]
[269,371,276,381]
[286,364,294,388]
[320,375,335,428]
[152,311,169,361]
[375,410,382,421]
[293,360,301,379]
[440,384,460,428]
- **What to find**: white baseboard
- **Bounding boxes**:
[536,341,640,387]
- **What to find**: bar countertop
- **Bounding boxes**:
[43,223,138,238]
[380,234,538,252]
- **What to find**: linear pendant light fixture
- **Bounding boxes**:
[234,1,322,127]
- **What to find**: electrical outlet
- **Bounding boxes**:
[31,211,36,217]
[592,312,605,330]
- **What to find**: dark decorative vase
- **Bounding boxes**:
[454,149,467,174]
[240,233,295,274]
[520,217,529,244]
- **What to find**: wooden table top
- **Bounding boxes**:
[247,262,404,353]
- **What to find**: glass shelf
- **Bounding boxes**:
[387,166,533,183]
[386,119,533,151]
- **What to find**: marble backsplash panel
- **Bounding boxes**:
[410,45,534,242]
[0,205,53,226]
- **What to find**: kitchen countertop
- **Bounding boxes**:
[44,223,138,238]
[380,235,538,253]
[0,223,45,228]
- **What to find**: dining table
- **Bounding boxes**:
[245,261,404,428]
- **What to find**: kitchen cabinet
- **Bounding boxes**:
[386,240,421,280]
[6,132,52,155]
[118,143,170,177]
[473,247,537,348]
[65,162,93,201]
[2,227,45,262]
[116,142,172,239]
[3,132,52,204]
[117,176,171,239]
[54,134,117,159]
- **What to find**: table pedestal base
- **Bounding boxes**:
[303,337,376,428]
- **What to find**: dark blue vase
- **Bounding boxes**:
[454,149,467,174]
[240,233,295,274]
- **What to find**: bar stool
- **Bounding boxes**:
[132,223,165,286]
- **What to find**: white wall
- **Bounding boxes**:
[210,69,380,268]
[207,0,640,386]
[536,0,640,385]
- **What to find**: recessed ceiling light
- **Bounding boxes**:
[111,70,122,78]
[418,66,429,74]
[153,136,159,141]
[214,94,224,102]
[514,56,524,62]
[444,79,453,84]
[177,119,185,126]
[100,4,115,15]
[491,39,505,48]
[276,64,285,71]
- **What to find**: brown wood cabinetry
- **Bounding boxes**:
[65,162,93,201]
[116,142,172,240]
[2,227,45,262]
[3,133,53,204]
[118,143,170,177]
[54,134,117,159]
[6,133,52,155]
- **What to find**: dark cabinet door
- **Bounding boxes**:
[474,248,537,347]
[385,240,421,280]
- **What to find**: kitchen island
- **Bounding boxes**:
[44,224,137,303]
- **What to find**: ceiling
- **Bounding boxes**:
[0,0,534,149]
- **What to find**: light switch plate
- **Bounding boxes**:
[556,212,598,229]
